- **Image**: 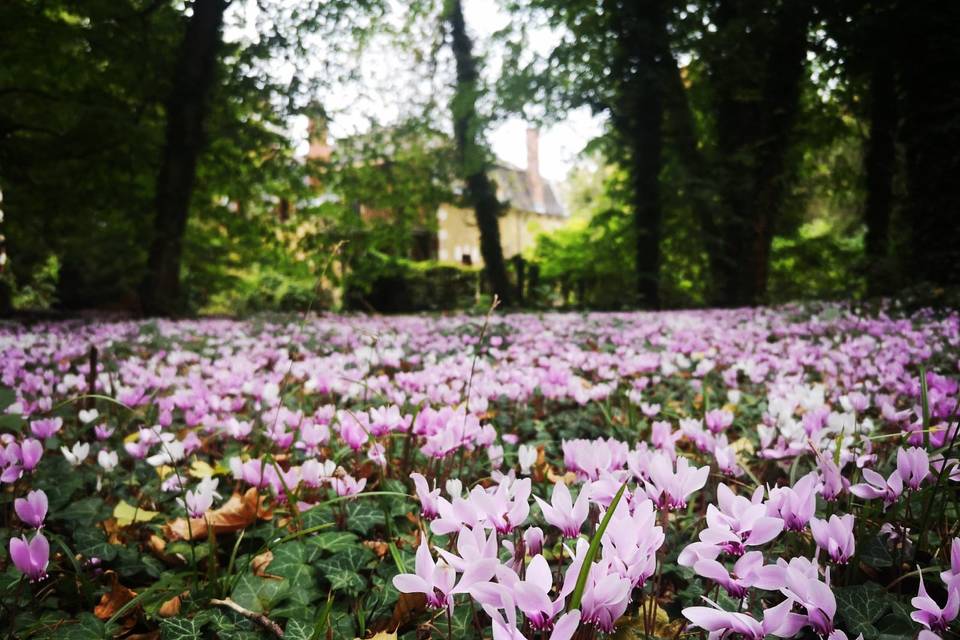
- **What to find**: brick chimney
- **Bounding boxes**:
[526,127,545,213]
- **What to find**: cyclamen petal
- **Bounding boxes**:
[14,489,48,528]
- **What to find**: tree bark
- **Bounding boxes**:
[608,0,666,309]
[863,45,896,295]
[660,48,725,305]
[709,0,810,306]
[896,0,960,287]
[446,0,512,306]
[141,0,228,316]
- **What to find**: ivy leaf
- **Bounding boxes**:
[55,613,108,640]
[835,583,891,640]
[269,542,321,606]
[284,618,316,640]
[54,497,111,524]
[73,526,118,562]
[344,502,383,535]
[305,531,360,560]
[859,535,894,568]
[160,617,202,640]
[449,604,479,639]
[315,545,375,576]
[33,461,84,511]
[231,573,290,613]
[323,567,365,596]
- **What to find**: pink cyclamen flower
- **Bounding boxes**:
[767,471,818,532]
[897,446,930,490]
[705,409,734,434]
[410,472,441,519]
[20,439,43,471]
[940,538,960,585]
[912,569,960,632]
[534,481,590,538]
[470,478,531,534]
[644,454,709,511]
[693,551,782,598]
[30,418,62,439]
[525,526,544,555]
[9,533,49,581]
[494,554,565,630]
[850,468,903,508]
[818,456,848,501]
[331,474,366,497]
[393,540,496,612]
[578,561,632,633]
[14,489,48,528]
[683,596,806,640]
[810,514,856,564]
[487,594,580,640]
[94,424,114,441]
[780,561,837,635]
[336,411,369,451]
[695,484,784,557]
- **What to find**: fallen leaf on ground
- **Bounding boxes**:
[251,550,275,577]
[165,488,269,540]
[114,500,160,527]
[93,571,137,620]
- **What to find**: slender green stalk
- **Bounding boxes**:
[567,481,628,611]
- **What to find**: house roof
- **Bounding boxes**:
[490,164,566,218]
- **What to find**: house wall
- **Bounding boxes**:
[436,204,566,266]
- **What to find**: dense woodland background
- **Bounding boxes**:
[1,0,958,315]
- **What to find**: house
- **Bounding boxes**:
[306,120,567,266]
[435,129,567,266]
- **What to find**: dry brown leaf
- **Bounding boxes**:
[546,467,576,485]
[158,595,181,618]
[165,488,269,541]
[386,592,425,632]
[93,571,137,621]
[251,550,274,577]
[356,632,398,640]
[363,540,389,558]
[148,534,167,555]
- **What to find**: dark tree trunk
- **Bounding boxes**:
[744,0,810,304]
[141,0,228,316]
[863,46,897,295]
[610,0,666,309]
[896,0,960,287]
[709,0,810,306]
[446,0,512,306]
[660,48,724,305]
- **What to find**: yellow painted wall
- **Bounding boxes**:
[436,204,566,266]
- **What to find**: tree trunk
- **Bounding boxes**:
[863,46,897,295]
[709,0,810,306]
[610,1,666,309]
[897,0,960,287]
[446,0,512,306]
[660,48,725,305]
[141,0,228,316]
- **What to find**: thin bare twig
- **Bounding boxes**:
[209,597,284,637]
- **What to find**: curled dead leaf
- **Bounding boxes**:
[93,571,137,621]
[387,592,425,632]
[356,632,398,640]
[165,488,270,541]
[546,467,576,485]
[363,540,389,558]
[158,595,181,618]
[251,550,274,577]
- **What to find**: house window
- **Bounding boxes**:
[461,253,473,266]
